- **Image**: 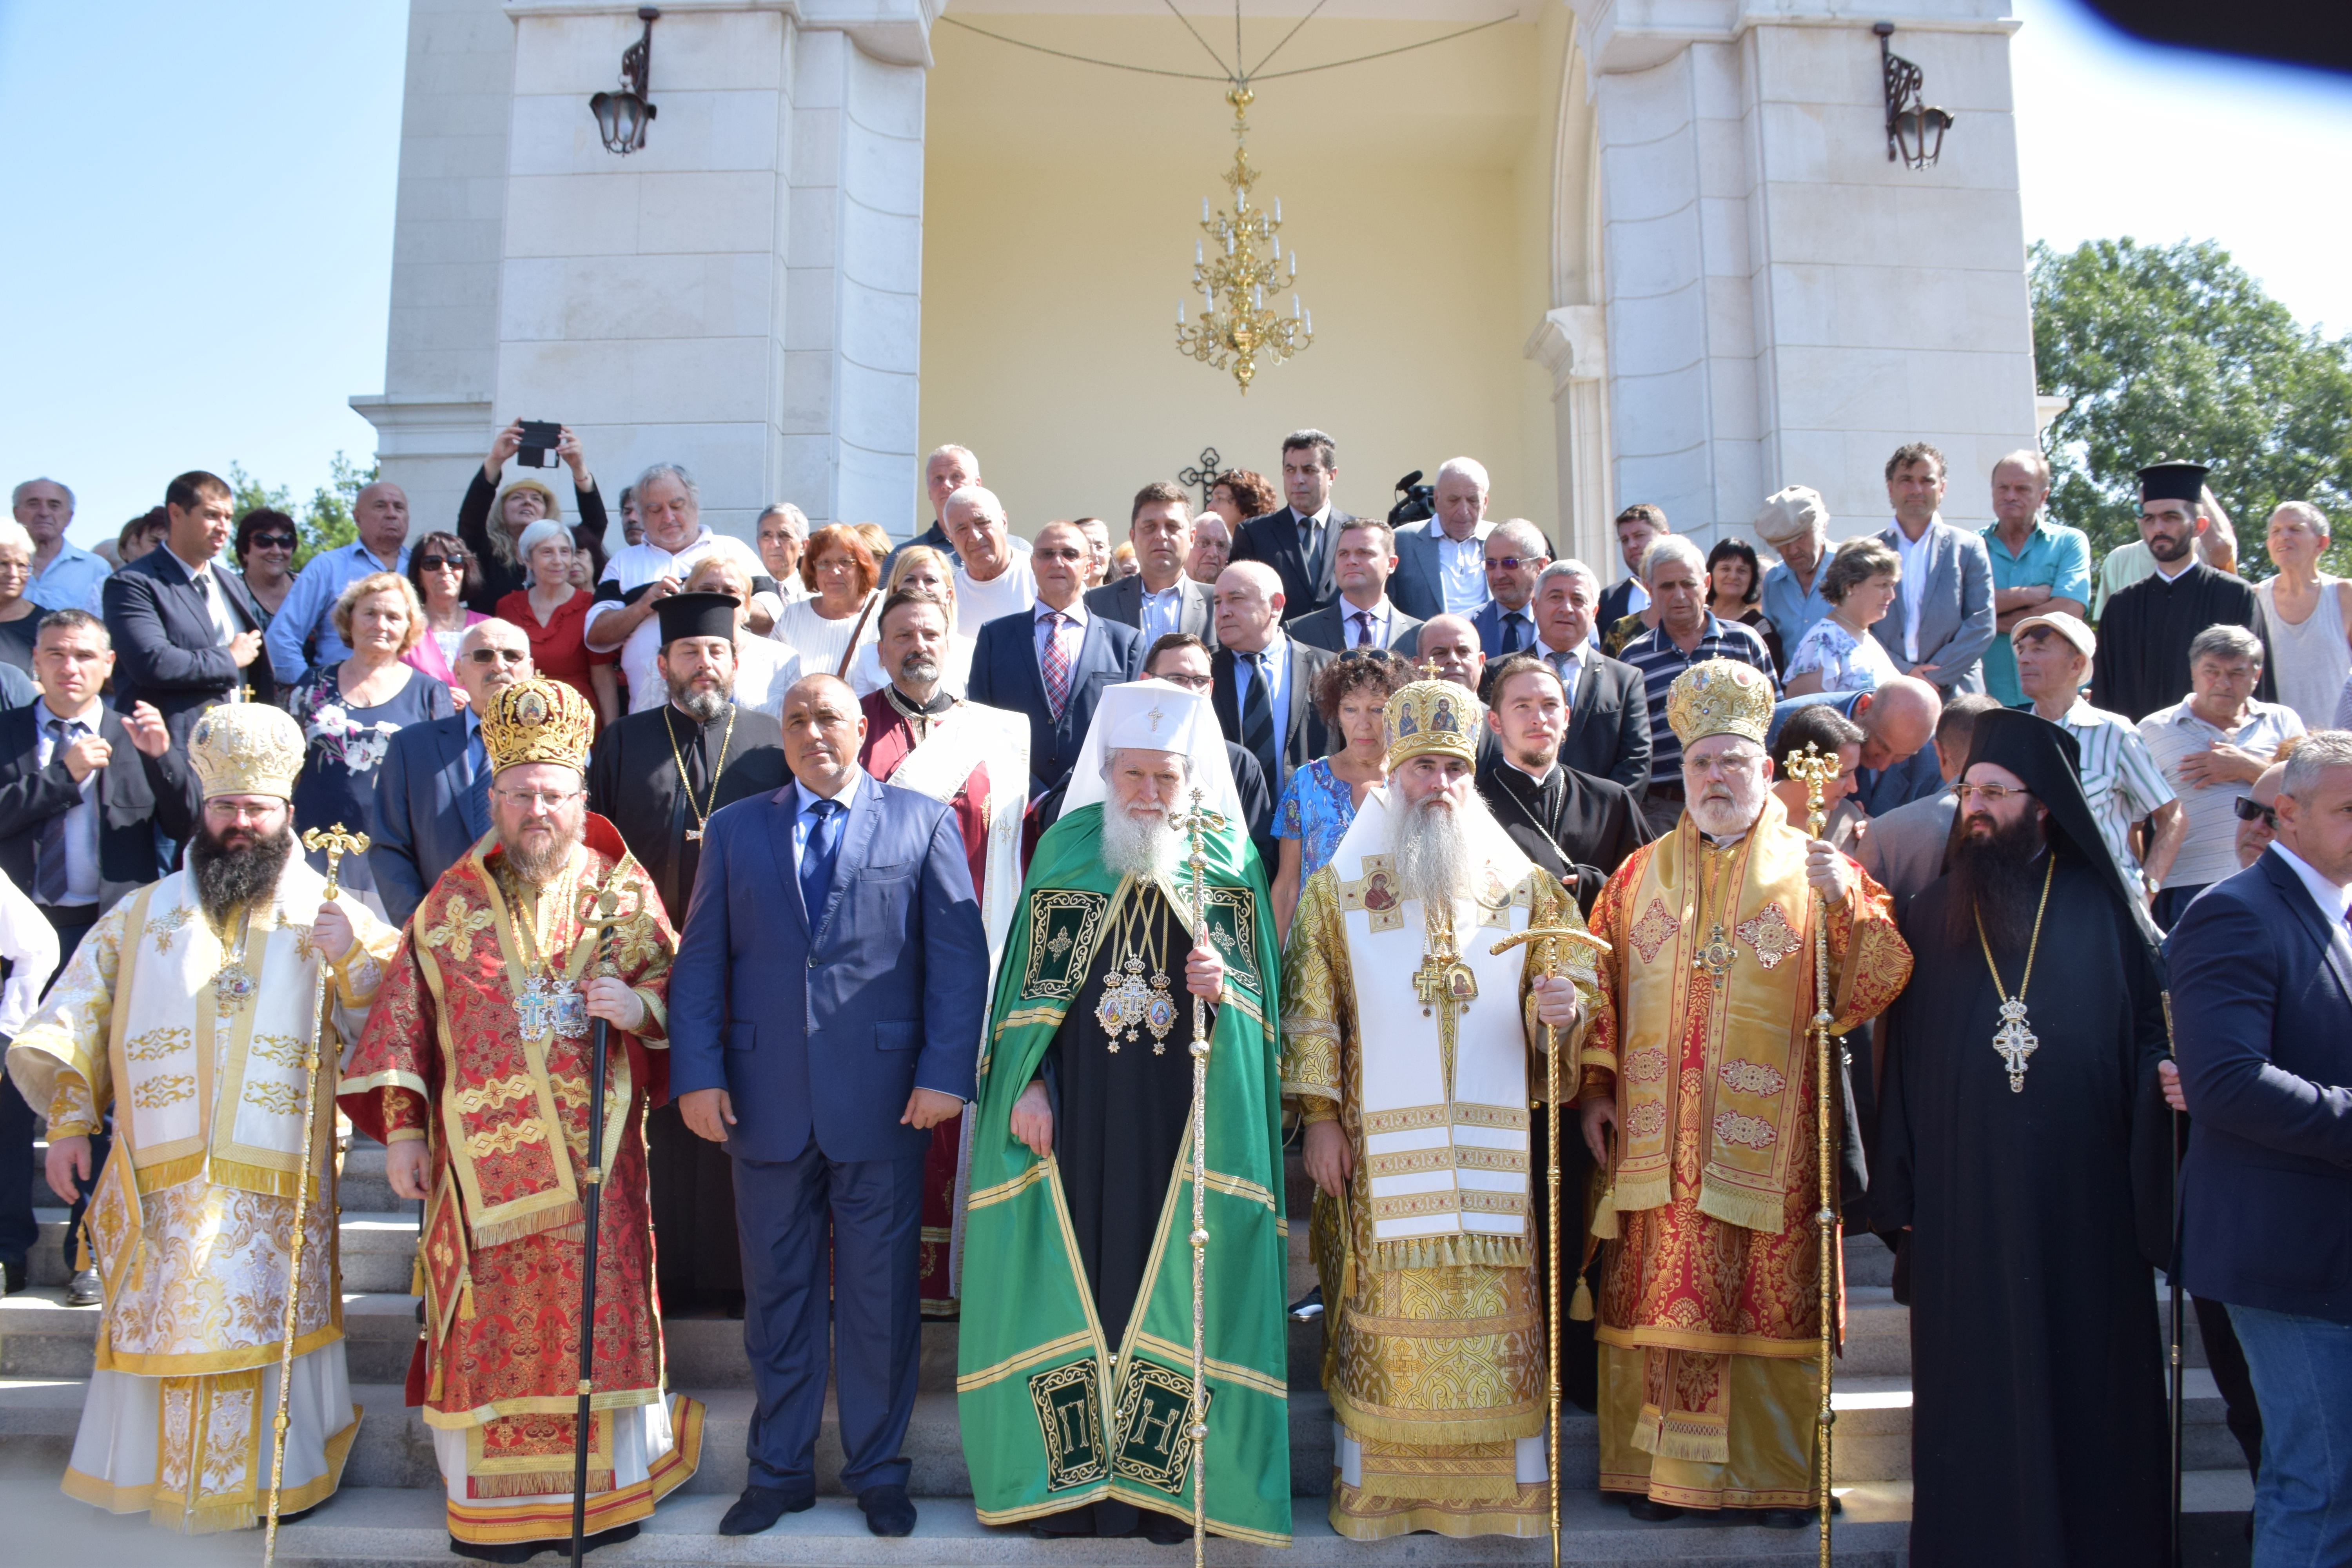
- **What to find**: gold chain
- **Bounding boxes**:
[662,703,737,837]
[1971,856,2056,1007]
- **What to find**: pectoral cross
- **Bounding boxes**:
[516,974,559,1042]
[1991,998,2038,1093]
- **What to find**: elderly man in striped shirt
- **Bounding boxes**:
[1616,535,1777,834]
[2011,611,2183,907]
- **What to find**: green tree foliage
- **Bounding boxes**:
[2030,238,2352,575]
[224,452,376,570]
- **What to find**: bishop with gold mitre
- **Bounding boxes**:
[1578,659,1910,1524]
[340,676,702,1561]
[6,702,400,1532]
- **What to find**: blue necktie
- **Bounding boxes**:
[36,717,82,905]
[1501,611,1528,655]
[799,797,844,925]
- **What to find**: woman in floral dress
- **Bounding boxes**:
[285,571,453,916]
[1270,649,1408,940]
[1782,535,1904,696]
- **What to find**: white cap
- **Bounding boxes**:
[1061,679,1241,826]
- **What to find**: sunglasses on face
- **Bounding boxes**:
[250,534,297,550]
[467,647,528,665]
[1485,555,1535,572]
[419,555,465,572]
[2234,796,2278,830]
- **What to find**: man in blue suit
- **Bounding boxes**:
[967,519,1144,797]
[2172,728,2352,1565]
[368,619,532,927]
[670,672,988,1542]
[102,470,278,750]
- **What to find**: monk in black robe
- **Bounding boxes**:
[2090,459,2274,720]
[584,591,788,1314]
[1875,708,2173,1568]
[1475,653,1653,913]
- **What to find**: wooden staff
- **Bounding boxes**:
[1490,922,1612,1568]
[1169,786,1227,1568]
[570,885,638,1568]
[1782,742,1842,1568]
[265,823,368,1567]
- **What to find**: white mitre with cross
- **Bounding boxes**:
[1061,678,1243,827]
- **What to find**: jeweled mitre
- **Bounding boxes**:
[1665,659,1773,749]
[479,676,595,775]
[189,701,305,800]
[1383,677,1480,769]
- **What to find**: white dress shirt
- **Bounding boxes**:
[0,867,59,1034]
[167,543,238,647]
[1891,517,1936,664]
[1436,528,1487,616]
[1339,596,1398,650]
[2269,841,2352,926]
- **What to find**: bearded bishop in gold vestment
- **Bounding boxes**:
[1281,675,1601,1540]
[1579,661,1910,1519]
[5,704,399,1532]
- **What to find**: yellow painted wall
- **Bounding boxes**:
[918,14,1575,540]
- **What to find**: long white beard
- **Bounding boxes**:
[1390,788,1501,909]
[1687,771,1769,839]
[1102,802,1184,880]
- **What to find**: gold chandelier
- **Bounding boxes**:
[1176,86,1311,395]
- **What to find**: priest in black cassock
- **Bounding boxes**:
[2091,459,2274,720]
[1471,651,1649,1412]
[1474,652,1652,913]
[1875,707,2173,1568]
[585,589,788,1315]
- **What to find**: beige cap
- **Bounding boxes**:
[2011,610,2096,659]
[1753,485,1828,548]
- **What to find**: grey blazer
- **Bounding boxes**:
[1389,519,1496,624]
[1868,521,1996,695]
[1082,573,1218,652]
[1854,788,1956,917]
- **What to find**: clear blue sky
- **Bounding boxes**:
[3,0,2349,548]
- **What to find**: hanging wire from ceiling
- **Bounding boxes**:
[934,4,1521,87]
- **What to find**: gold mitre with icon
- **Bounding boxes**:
[189,701,306,800]
[480,676,596,775]
[1384,676,1481,769]
[1665,658,1775,748]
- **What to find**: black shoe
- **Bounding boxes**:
[1,1256,24,1295]
[1755,1506,1816,1529]
[1139,1510,1196,1544]
[720,1483,813,1536]
[447,1536,537,1564]
[1287,1285,1325,1321]
[857,1483,917,1538]
[1027,1504,1097,1538]
[1626,1497,1685,1522]
[65,1267,101,1307]
[582,1521,639,1553]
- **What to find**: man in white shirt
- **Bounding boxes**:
[11,479,109,616]
[584,461,771,703]
[1083,482,1215,648]
[1287,518,1421,653]
[2011,611,2182,903]
[1389,457,1497,622]
[942,486,1036,637]
[263,481,414,681]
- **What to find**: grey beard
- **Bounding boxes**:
[895,652,940,688]
[1390,789,1498,909]
[501,822,584,887]
[1101,803,1183,881]
[669,682,731,723]
[189,822,296,924]
[1688,776,1768,839]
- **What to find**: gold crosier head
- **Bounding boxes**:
[1783,742,1843,839]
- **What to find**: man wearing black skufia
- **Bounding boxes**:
[586,589,787,1314]
[2091,459,2274,721]
[1474,652,1652,915]
[1875,707,2173,1568]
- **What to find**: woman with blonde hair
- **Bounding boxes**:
[844,544,976,698]
[771,523,883,676]
[285,571,453,913]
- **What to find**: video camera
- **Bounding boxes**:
[1388,470,1435,528]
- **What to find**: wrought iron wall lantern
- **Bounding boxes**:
[590,7,661,156]
[1874,21,1955,169]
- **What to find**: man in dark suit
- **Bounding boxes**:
[1388,458,1498,623]
[1225,429,1350,620]
[1209,561,1332,800]
[0,607,196,1299]
[103,470,276,749]
[1082,481,1216,650]
[671,673,989,1542]
[1289,518,1424,654]
[369,619,534,928]
[2172,731,2352,1563]
[1595,503,1669,632]
[1468,519,1552,659]
[884,443,977,576]
[968,521,1144,796]
[1523,561,1651,791]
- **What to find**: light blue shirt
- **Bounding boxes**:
[1978,519,2092,705]
[1137,582,1186,645]
[26,543,111,617]
[265,539,412,683]
[1234,633,1291,731]
[1760,558,1832,663]
[1029,598,1093,675]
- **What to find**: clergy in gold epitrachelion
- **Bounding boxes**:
[5,702,399,1532]
[339,677,702,1561]
[1579,659,1911,1524]
[1280,673,1599,1541]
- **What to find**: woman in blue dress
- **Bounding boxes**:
[1271,649,1408,940]
[285,571,453,916]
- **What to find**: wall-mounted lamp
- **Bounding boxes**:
[590,7,661,156]
[1874,22,1955,170]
